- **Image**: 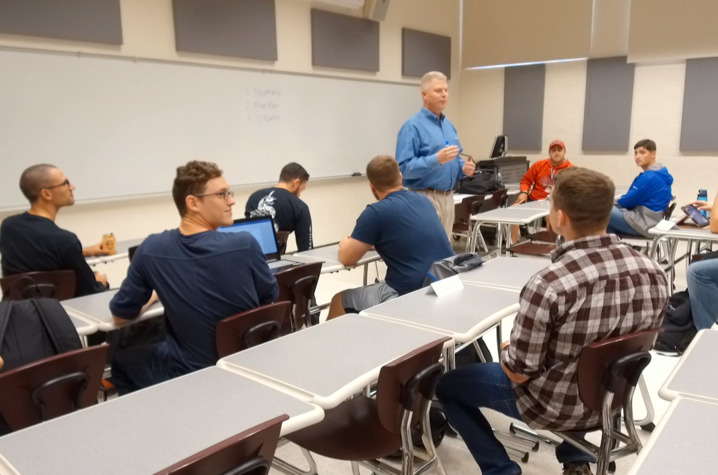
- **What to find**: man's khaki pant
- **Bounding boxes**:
[411,189,455,239]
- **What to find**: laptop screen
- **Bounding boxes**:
[218,217,278,256]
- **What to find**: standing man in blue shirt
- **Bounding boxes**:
[327,155,454,318]
[109,161,278,395]
[396,71,476,237]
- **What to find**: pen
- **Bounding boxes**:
[427,272,439,282]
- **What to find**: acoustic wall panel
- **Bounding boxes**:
[503,64,545,151]
[173,0,278,61]
[402,28,451,79]
[582,57,635,151]
[311,9,379,72]
[0,0,122,45]
[680,57,718,152]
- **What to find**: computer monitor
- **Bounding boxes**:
[489,135,507,159]
[218,216,279,260]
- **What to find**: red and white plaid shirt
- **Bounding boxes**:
[501,234,668,431]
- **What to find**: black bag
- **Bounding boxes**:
[0,298,83,374]
[422,253,484,287]
[654,291,696,355]
[457,173,503,195]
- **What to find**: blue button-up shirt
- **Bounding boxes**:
[395,107,465,191]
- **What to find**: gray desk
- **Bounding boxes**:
[627,398,718,475]
[361,282,520,343]
[292,244,382,284]
[69,315,97,337]
[649,227,718,287]
[0,368,322,475]
[62,289,164,333]
[659,330,718,403]
[218,313,450,409]
[514,200,551,211]
[459,257,549,290]
[85,237,146,266]
[470,207,550,256]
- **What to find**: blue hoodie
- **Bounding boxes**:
[617,163,673,236]
[617,163,674,212]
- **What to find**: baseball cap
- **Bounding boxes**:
[549,140,566,151]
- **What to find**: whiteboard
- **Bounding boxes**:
[0,48,420,209]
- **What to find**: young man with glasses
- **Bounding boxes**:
[0,164,109,297]
[109,161,278,395]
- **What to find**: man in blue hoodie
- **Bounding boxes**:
[607,139,673,237]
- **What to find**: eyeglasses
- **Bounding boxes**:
[45,179,71,189]
[193,190,235,201]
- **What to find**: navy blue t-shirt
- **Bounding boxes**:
[351,189,454,295]
[110,229,278,373]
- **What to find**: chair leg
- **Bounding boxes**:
[351,461,362,475]
[272,448,319,475]
[419,401,447,475]
[400,411,415,475]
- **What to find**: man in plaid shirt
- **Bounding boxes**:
[437,167,668,475]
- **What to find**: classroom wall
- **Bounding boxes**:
[0,0,461,281]
[459,60,718,207]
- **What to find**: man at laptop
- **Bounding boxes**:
[245,163,313,251]
[110,161,278,395]
[0,164,109,297]
[327,155,454,318]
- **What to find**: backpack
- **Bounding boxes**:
[457,173,503,195]
[0,298,83,374]
[654,291,696,355]
[422,253,485,286]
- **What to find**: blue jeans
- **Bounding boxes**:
[607,206,641,235]
[687,258,718,330]
[436,363,594,475]
[112,342,180,396]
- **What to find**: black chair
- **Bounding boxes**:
[553,329,660,475]
[155,415,288,475]
[0,270,76,301]
[0,346,108,432]
[274,262,322,333]
[215,302,291,358]
[452,196,484,252]
[275,231,290,256]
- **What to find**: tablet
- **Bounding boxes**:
[681,205,710,227]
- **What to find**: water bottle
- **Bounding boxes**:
[698,189,708,217]
[497,171,503,187]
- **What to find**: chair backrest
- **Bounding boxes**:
[455,196,484,224]
[489,189,508,210]
[275,231,290,256]
[375,337,450,434]
[274,262,322,333]
[155,415,288,475]
[128,245,139,262]
[0,345,108,431]
[216,302,292,359]
[577,329,660,412]
[663,202,677,220]
[0,271,76,301]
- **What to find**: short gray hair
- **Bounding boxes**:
[420,71,447,91]
[19,164,58,204]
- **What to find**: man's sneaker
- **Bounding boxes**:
[563,463,593,475]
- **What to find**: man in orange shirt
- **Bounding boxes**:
[511,140,574,242]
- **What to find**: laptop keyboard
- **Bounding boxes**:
[267,260,295,269]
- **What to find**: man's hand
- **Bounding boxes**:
[500,341,510,352]
[83,243,109,257]
[437,146,460,165]
[462,159,476,176]
[94,272,108,286]
[691,200,714,211]
[513,193,529,206]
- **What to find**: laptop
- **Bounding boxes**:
[218,216,301,274]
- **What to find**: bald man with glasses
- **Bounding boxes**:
[0,164,108,297]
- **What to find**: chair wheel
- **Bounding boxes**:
[641,423,656,432]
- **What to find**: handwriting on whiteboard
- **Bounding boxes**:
[245,87,282,124]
